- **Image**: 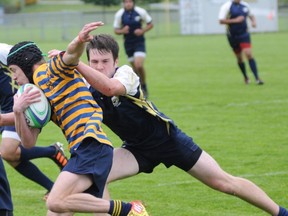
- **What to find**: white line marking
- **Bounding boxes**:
[226,99,288,107]
[155,171,288,187]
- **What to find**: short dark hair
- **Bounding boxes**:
[86,34,119,62]
[7,41,44,83]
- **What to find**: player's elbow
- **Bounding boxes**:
[21,141,35,149]
[219,20,225,24]
[114,29,121,35]
[149,23,153,29]
[101,87,118,97]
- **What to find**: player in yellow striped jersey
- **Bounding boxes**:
[7,22,149,216]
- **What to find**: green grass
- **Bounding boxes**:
[2,31,288,215]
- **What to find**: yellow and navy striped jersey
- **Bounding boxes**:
[33,53,112,152]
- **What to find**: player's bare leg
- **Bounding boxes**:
[131,56,148,97]
[188,150,280,215]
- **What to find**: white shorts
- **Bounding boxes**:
[128,51,146,62]
[2,129,21,142]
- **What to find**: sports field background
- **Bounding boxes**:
[2,31,287,216]
[1,4,288,216]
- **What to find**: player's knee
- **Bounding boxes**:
[46,197,65,213]
[0,149,15,162]
[209,176,236,195]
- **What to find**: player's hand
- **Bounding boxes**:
[235,16,245,23]
[78,21,104,43]
[122,25,129,34]
[13,87,41,113]
[134,28,144,36]
[48,49,62,58]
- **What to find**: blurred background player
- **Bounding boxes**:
[113,0,153,98]
[0,43,68,201]
[218,0,264,85]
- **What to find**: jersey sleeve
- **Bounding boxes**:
[135,6,152,24]
[49,52,77,79]
[243,1,253,16]
[218,1,231,20]
[113,9,124,29]
[114,65,140,96]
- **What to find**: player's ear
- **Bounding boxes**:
[114,58,119,67]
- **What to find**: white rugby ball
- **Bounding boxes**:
[17,83,51,128]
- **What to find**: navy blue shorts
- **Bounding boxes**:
[124,41,146,58]
[63,138,113,198]
[227,33,251,53]
[3,126,16,132]
[123,124,203,173]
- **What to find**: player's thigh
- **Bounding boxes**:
[188,150,231,188]
[242,47,253,59]
[48,171,93,200]
[0,137,21,159]
[107,147,139,183]
[133,55,145,68]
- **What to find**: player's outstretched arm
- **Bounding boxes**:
[77,61,126,96]
[63,21,104,66]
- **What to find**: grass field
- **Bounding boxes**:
[1,31,288,215]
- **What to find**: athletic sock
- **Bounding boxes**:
[278,206,288,216]
[15,161,53,191]
[19,145,55,161]
[108,200,132,216]
[238,62,248,79]
[248,58,259,80]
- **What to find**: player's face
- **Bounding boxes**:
[123,0,134,11]
[88,49,118,78]
[9,65,29,85]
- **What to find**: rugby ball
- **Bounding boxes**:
[17,83,51,128]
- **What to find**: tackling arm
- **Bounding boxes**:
[77,62,126,96]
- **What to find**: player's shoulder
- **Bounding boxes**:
[134,6,149,15]
[115,65,138,80]
[240,1,250,7]
[220,1,232,9]
[115,8,125,17]
[0,43,12,66]
[116,65,134,74]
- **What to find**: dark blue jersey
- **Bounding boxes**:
[0,43,17,113]
[219,0,252,37]
[90,87,174,148]
[89,65,172,148]
[114,6,152,44]
[0,68,18,113]
[87,65,202,173]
